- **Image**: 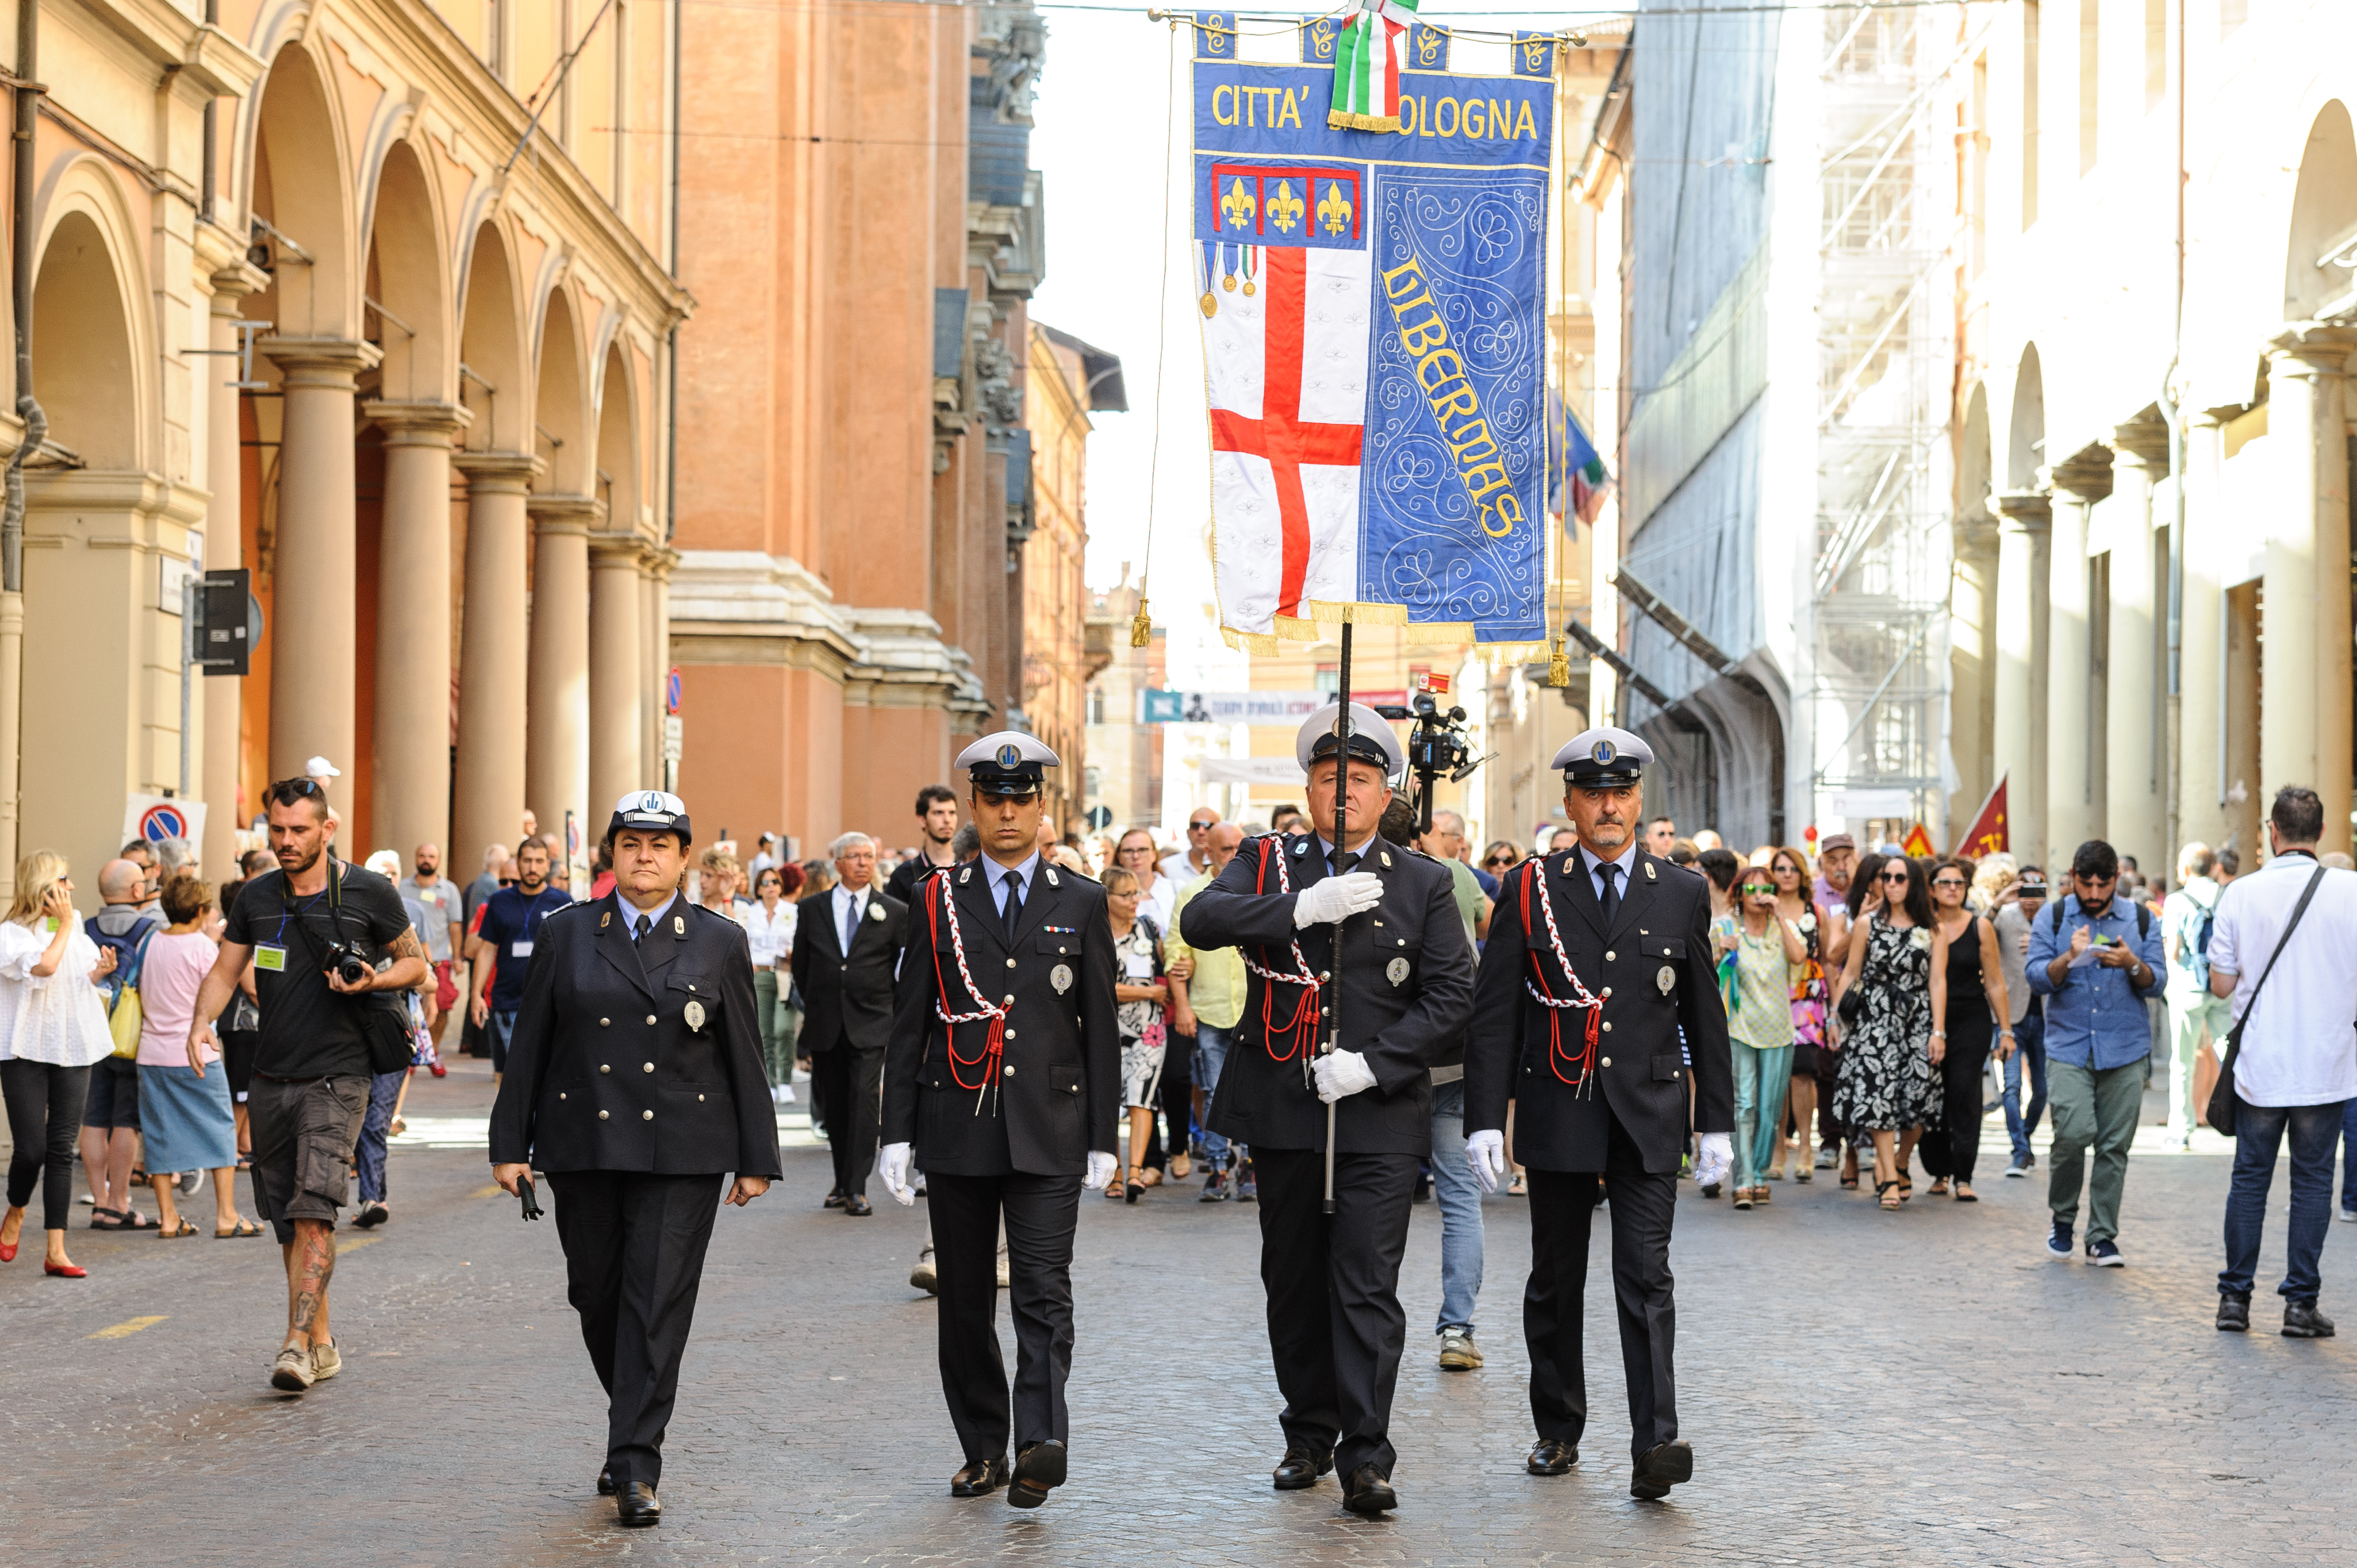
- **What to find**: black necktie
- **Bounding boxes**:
[1598,860,1621,926]
[1338,850,1361,873]
[1001,870,1024,943]
[634,913,651,943]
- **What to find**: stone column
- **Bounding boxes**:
[262,337,380,786]
[588,533,646,810]
[527,494,598,871]
[451,451,544,878]
[2176,408,2235,851]
[2044,446,2114,867]
[2107,414,2169,874]
[1993,491,2052,870]
[364,401,470,864]
[201,263,267,873]
[2264,327,2357,852]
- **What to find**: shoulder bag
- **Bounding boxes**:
[285,863,419,1075]
[2205,865,2326,1138]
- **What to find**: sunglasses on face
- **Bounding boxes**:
[1932,877,1967,889]
[1880,870,1910,883]
[1483,857,1510,868]
[1741,885,1775,898]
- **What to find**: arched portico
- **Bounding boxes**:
[1991,344,2050,867]
[526,285,594,862]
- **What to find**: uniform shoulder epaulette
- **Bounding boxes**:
[545,898,594,919]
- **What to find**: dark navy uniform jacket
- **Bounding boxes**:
[489,893,784,1179]
[1464,847,1732,1174]
[1179,832,1475,1156]
[882,858,1119,1177]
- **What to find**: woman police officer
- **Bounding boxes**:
[490,791,782,1527]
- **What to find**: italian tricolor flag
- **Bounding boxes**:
[1327,0,1418,132]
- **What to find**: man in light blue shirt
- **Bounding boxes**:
[2026,839,2166,1266]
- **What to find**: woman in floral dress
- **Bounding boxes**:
[1830,856,1943,1210]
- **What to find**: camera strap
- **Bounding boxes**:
[277,858,356,973]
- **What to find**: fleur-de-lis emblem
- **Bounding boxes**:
[1220,178,1257,232]
[1268,180,1305,235]
[1317,182,1352,237]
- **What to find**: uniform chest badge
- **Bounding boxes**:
[1386,956,1410,986]
[684,999,707,1031]
[1656,965,1676,995]
[1051,963,1073,994]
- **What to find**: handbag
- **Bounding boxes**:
[2205,864,2326,1138]
[105,925,158,1060]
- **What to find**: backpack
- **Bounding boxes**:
[2047,897,2151,946]
[86,913,161,1059]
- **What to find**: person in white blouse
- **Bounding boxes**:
[0,852,121,1276]
[1113,828,1176,937]
[745,864,800,1102]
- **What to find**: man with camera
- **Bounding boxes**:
[188,777,429,1393]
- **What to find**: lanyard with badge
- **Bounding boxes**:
[252,868,335,975]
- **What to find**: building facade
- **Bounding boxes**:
[1026,321,1121,836]
[6,0,680,894]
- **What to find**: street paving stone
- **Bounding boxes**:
[5,1058,2355,1566]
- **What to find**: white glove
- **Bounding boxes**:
[1694,1132,1732,1190]
[878,1142,916,1207]
[1084,1150,1118,1193]
[1293,871,1384,928]
[1312,1048,1379,1103]
[1467,1128,1507,1193]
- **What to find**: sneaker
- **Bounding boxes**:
[909,1244,938,1296]
[2217,1293,2252,1332]
[2005,1155,2032,1178]
[2086,1238,2124,1267]
[2282,1301,2337,1338]
[179,1169,204,1196]
[2339,1209,2357,1224]
[309,1339,342,1382]
[1814,1145,1837,1170]
[270,1345,316,1393]
[1437,1327,1483,1370]
[2046,1221,2073,1259]
[1701,1182,1722,1200]
[1199,1170,1230,1202]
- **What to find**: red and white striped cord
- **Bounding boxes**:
[924,879,1008,1099]
[1522,856,1604,1089]
[1243,838,1322,1063]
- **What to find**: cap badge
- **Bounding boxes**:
[1051,962,1073,994]
[685,998,707,1031]
[996,742,1022,768]
[639,791,666,813]
[1386,956,1410,986]
[1590,738,1617,766]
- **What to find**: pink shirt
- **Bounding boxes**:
[136,930,221,1066]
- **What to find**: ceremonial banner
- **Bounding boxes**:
[1193,16,1554,652]
[1951,776,2007,858]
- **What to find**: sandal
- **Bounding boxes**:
[1927,1177,1949,1197]
[1507,1171,1527,1197]
[1876,1181,1902,1211]
[1897,1174,1913,1202]
[158,1219,198,1239]
[1953,1183,1978,1202]
[1838,1171,1859,1189]
[1794,1167,1813,1185]
[87,1207,126,1230]
[215,1219,263,1238]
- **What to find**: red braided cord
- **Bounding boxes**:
[925,876,1006,1092]
[1245,837,1321,1062]
[1520,859,1603,1089]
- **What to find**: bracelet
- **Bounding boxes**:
[1929,1029,1947,1039]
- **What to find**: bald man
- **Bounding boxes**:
[80,859,166,1227]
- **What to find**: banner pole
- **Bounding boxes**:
[1325,620,1353,1216]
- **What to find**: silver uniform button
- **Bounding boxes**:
[646,1014,657,1025]
[598,1109,609,1120]
[1600,1057,1612,1068]
[1319,971,1331,982]
[1005,1028,1017,1040]
[698,1093,705,1102]
[642,1109,654,1121]
[1605,950,1616,962]
[1006,958,1018,969]
[1004,1064,1015,1078]
[643,1062,654,1073]
[600,1017,610,1027]
[601,1064,611,1074]
[559,1093,566,1101]
[1602,987,1613,998]
[1602,1021,1613,1033]
[688,983,697,991]
[1004,994,1015,1005]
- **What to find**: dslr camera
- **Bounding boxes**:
[318,939,374,989]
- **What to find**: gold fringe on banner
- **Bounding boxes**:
[1326,109,1401,133]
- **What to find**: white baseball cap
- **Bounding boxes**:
[305,755,342,779]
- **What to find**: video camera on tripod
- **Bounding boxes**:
[1371,691,1492,834]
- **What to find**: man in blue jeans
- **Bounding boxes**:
[1428,1066,1484,1368]
[2026,840,2165,1266]
[1168,824,1250,1200]
[1993,870,2049,1174]
[2206,785,2357,1336]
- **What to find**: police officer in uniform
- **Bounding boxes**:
[878,733,1119,1509]
[1463,729,1733,1502]
[1181,704,1476,1515]
[490,791,782,1528]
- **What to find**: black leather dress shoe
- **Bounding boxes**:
[1630,1439,1694,1501]
[1340,1463,1398,1515]
[950,1454,1009,1497]
[1272,1446,1333,1490]
[616,1482,661,1527]
[843,1194,874,1217]
[2283,1300,2337,1338]
[823,1188,846,1209]
[2217,1293,2251,1332]
[597,1465,616,1496]
[1526,1438,1577,1476]
[1007,1439,1066,1509]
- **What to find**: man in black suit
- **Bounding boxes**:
[1464,727,1733,1503]
[490,790,781,1526]
[1179,702,1476,1516]
[792,832,907,1215]
[880,731,1118,1509]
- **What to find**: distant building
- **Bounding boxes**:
[1084,576,1161,832]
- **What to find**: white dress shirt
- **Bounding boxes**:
[834,882,874,951]
[2209,853,2357,1106]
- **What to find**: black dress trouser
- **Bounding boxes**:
[928,1170,1080,1462]
[1525,1108,1680,1462]
[1252,1146,1419,1478]
[548,1169,725,1490]
[811,1044,885,1198]
[1917,1005,1993,1183]
[2,1059,90,1232]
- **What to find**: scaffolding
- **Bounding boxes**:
[1808,6,1960,835]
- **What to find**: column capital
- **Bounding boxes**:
[588,528,651,566]
[1993,489,2053,528]
[453,450,548,495]
[2044,443,2116,504]
[261,336,382,388]
[2270,323,2357,376]
[528,493,605,535]
[206,260,271,312]
[2112,413,2172,470]
[363,400,473,446]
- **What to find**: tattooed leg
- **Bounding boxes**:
[283,1218,336,1348]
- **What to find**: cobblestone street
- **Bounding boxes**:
[5,1058,2354,1566]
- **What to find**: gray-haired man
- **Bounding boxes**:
[792,831,908,1214]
